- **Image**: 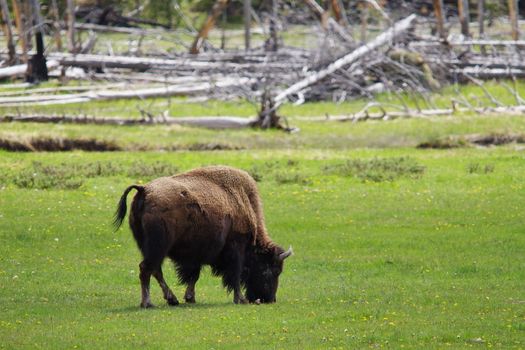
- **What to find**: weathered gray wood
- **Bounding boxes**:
[11,0,27,62]
[458,0,470,37]
[0,60,59,79]
[47,52,304,72]
[433,0,446,39]
[74,22,166,35]
[0,77,254,106]
[477,0,485,38]
[0,0,16,64]
[274,14,417,106]
[243,0,251,50]
[303,0,353,43]
[0,114,256,129]
[508,0,519,40]
[50,0,62,51]
[67,0,75,53]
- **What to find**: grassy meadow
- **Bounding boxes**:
[0,86,525,349]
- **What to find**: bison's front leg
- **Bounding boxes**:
[184,281,197,303]
[222,248,248,304]
[233,288,248,304]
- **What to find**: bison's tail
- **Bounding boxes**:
[113,185,144,231]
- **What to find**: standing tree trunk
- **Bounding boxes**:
[189,0,229,54]
[23,0,33,51]
[433,0,446,39]
[508,0,519,40]
[330,0,343,24]
[360,1,368,43]
[0,0,16,64]
[25,0,48,83]
[67,0,76,53]
[50,0,63,51]
[243,0,251,50]
[267,0,279,51]
[478,0,485,38]
[457,0,470,38]
[11,0,27,63]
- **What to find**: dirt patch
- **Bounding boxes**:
[0,137,245,153]
[417,137,468,149]
[467,133,525,146]
[417,133,525,149]
[0,137,121,152]
[186,142,244,151]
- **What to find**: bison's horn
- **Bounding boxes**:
[278,246,293,261]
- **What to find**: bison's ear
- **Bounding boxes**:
[277,245,293,262]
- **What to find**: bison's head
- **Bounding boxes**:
[243,245,293,303]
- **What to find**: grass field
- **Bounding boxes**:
[1,87,525,348]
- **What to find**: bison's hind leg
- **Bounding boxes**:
[175,263,201,303]
[138,217,178,308]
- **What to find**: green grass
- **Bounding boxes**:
[1,79,524,120]
[2,111,525,151]
[0,146,524,349]
[1,79,525,348]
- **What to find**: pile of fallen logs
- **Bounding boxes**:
[1,0,525,129]
[2,13,522,106]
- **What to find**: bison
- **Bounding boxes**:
[114,165,292,307]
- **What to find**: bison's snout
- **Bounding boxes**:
[248,295,276,304]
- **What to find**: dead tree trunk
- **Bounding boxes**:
[25,0,48,83]
[508,0,519,40]
[243,0,251,50]
[50,0,63,51]
[477,0,485,53]
[189,0,228,54]
[360,1,368,42]
[330,0,344,24]
[477,0,485,37]
[303,0,353,43]
[254,90,282,128]
[23,0,33,51]
[11,0,27,63]
[274,14,417,107]
[267,0,279,51]
[67,0,76,53]
[433,0,446,39]
[458,0,469,38]
[0,0,16,65]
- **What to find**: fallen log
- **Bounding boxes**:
[74,22,167,35]
[0,114,256,129]
[0,77,254,106]
[0,60,59,79]
[410,39,525,47]
[452,67,525,79]
[273,14,417,106]
[47,52,304,72]
[302,105,525,122]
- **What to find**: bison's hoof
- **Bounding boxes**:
[184,296,196,304]
[167,298,180,306]
[140,302,154,309]
[234,297,248,304]
[254,299,261,305]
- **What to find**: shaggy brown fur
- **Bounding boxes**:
[114,165,292,307]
